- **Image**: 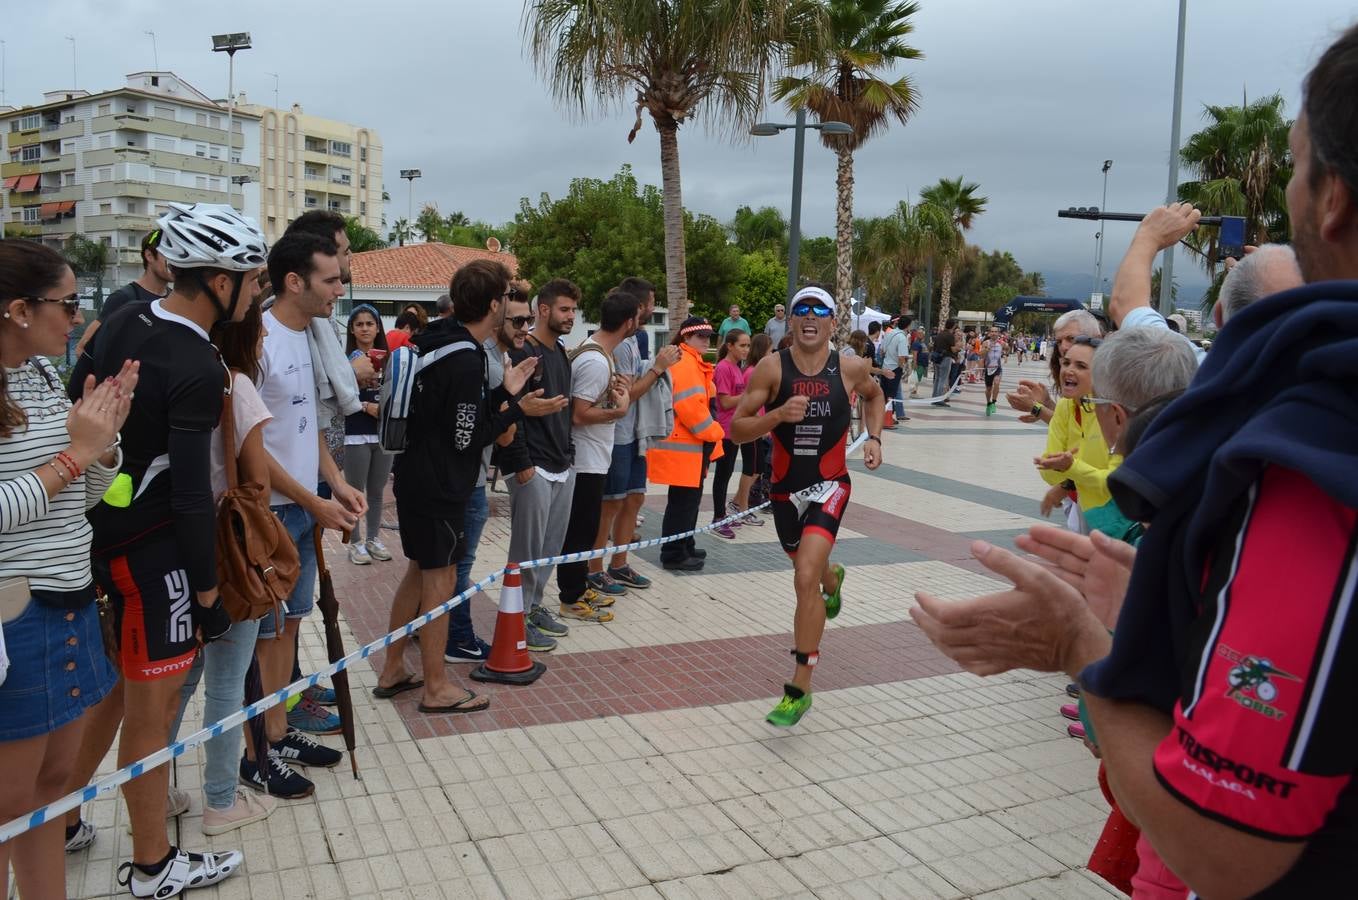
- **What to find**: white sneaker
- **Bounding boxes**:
[125,784,191,833]
[116,846,243,898]
[202,788,276,836]
[65,818,96,853]
[347,543,372,565]
[365,538,393,561]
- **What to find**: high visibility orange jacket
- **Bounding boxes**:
[647,342,725,487]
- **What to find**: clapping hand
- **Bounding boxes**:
[68,360,140,468]
[1016,526,1136,631]
[518,389,568,417]
[502,354,538,396]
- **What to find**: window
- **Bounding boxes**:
[96,167,112,182]
[63,172,75,186]
[329,140,351,157]
[97,102,112,117]
[18,113,41,130]
[210,115,222,129]
[209,145,221,160]
[359,147,367,162]
[154,203,170,217]
[360,175,367,189]
[125,201,137,213]
[360,202,367,215]
[125,104,137,114]
[21,145,41,162]
[62,140,76,153]
[153,105,175,120]
[195,144,207,158]
[210,177,222,191]
[154,169,176,185]
[98,203,112,215]
[97,133,113,149]
[22,207,40,223]
[195,112,208,126]
[151,75,160,87]
[153,137,174,152]
[100,236,112,247]
[195,175,208,189]
[229,151,240,164]
[6,151,16,163]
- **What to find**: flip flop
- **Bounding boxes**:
[372,674,424,699]
[418,690,490,715]
[823,563,845,620]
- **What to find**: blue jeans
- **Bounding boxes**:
[258,503,318,640]
[168,618,262,810]
[446,486,489,649]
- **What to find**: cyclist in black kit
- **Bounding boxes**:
[731,285,884,726]
[71,202,266,898]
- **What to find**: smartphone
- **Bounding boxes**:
[367,348,388,369]
[1217,216,1246,263]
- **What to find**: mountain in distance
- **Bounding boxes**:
[1040,268,1209,308]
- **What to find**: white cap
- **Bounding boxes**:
[791,286,835,313]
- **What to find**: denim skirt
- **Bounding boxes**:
[0,599,118,742]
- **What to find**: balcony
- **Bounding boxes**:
[92,180,228,205]
[91,114,247,150]
[80,213,159,233]
[40,120,85,142]
[39,154,76,173]
[37,185,83,202]
[1,161,41,178]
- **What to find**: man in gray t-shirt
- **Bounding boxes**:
[764,304,787,346]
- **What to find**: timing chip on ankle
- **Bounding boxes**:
[791,648,819,667]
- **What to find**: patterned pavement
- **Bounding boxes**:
[62,357,1127,899]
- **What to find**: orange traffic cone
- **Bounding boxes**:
[470,564,547,685]
[883,398,897,429]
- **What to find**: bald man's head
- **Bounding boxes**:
[1215,244,1304,327]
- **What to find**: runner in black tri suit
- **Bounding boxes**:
[731,285,884,727]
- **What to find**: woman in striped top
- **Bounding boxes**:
[0,239,136,900]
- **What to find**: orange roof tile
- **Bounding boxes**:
[351,242,518,290]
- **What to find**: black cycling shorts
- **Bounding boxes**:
[984,368,1002,388]
[769,478,852,556]
[95,534,199,683]
[397,499,466,571]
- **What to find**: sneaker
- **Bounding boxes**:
[124,785,191,833]
[445,636,492,663]
[713,523,737,540]
[527,606,570,636]
[986,402,996,417]
[730,502,765,527]
[635,512,645,526]
[65,818,96,853]
[560,600,614,623]
[766,685,812,727]
[365,538,393,561]
[524,624,558,652]
[823,563,846,620]
[240,752,315,800]
[1067,722,1087,740]
[273,728,343,768]
[578,586,614,608]
[302,683,336,706]
[287,696,341,735]
[607,565,651,589]
[117,846,243,898]
[1065,682,1081,699]
[1060,703,1081,722]
[202,788,276,836]
[347,543,372,565]
[586,571,628,596]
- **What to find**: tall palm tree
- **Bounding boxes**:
[920,175,987,326]
[524,0,795,328]
[388,218,414,247]
[729,205,790,257]
[856,200,952,314]
[775,0,923,340]
[63,234,110,311]
[1178,94,1292,277]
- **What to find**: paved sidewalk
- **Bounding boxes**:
[62,358,1125,899]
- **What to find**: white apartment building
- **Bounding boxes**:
[1,72,261,285]
[236,96,383,244]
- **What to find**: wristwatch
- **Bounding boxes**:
[865,434,882,444]
[1030,404,1044,417]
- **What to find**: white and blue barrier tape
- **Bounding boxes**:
[0,430,871,844]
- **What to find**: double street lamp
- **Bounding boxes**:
[751,111,853,300]
[212,32,251,210]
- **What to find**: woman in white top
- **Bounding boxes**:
[0,239,135,900]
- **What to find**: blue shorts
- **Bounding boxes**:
[0,598,117,741]
[603,441,647,501]
[258,504,318,640]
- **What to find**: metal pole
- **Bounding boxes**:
[1,40,6,107]
[66,36,76,89]
[924,255,934,332]
[1095,167,1110,291]
[786,107,806,300]
[407,178,413,223]
[225,51,235,208]
[146,31,158,70]
[1158,0,1188,314]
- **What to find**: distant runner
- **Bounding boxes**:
[731,285,884,727]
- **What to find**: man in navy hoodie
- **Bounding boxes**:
[910,24,1358,897]
[376,259,535,713]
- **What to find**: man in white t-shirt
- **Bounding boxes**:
[249,231,368,798]
[554,290,638,622]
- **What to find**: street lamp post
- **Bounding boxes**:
[1159,0,1188,314]
[399,169,422,234]
[1094,160,1112,294]
[212,32,252,210]
[751,113,853,300]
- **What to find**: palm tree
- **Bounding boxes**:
[729,205,789,257]
[345,217,387,253]
[63,235,110,311]
[414,203,445,244]
[1177,94,1292,277]
[525,0,795,329]
[920,175,987,326]
[775,0,922,340]
[856,200,951,314]
[389,218,414,247]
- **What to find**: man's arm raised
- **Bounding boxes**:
[1108,203,1201,327]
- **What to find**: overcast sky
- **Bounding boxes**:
[5,0,1354,292]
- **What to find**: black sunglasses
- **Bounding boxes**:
[1071,335,1104,348]
[507,315,535,328]
[26,292,81,315]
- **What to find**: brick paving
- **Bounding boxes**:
[61,358,1128,899]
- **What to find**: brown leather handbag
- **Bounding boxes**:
[215,372,300,623]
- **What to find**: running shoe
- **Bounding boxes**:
[823,563,846,620]
[1060,703,1081,722]
[365,538,393,561]
[524,624,558,652]
[560,600,614,623]
[445,636,492,662]
[528,606,570,636]
[65,818,96,853]
[586,571,628,597]
[273,728,343,768]
[347,543,372,565]
[579,586,614,608]
[117,847,243,898]
[302,684,336,706]
[986,402,996,416]
[607,565,651,589]
[713,523,737,540]
[240,752,315,800]
[766,685,812,727]
[202,788,276,836]
[729,502,765,527]
[1067,722,1087,740]
[1065,682,1081,699]
[287,696,342,735]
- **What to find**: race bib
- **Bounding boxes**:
[791,480,839,516]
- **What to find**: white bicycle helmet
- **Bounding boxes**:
[156,202,268,272]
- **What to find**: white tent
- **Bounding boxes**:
[851,306,893,332]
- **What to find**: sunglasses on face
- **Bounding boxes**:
[790,303,833,318]
[26,292,80,315]
[1081,396,1133,415]
[508,315,535,328]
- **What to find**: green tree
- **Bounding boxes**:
[414,203,444,243]
[345,217,387,253]
[919,175,988,326]
[855,200,951,314]
[797,235,837,285]
[524,0,795,329]
[728,205,789,258]
[776,0,923,340]
[719,250,787,331]
[388,218,414,247]
[63,235,110,311]
[1177,94,1293,277]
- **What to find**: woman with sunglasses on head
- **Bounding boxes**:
[1033,335,1116,533]
[0,240,137,900]
[342,305,393,566]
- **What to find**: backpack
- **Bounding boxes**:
[566,340,617,409]
[378,339,478,453]
[215,372,300,623]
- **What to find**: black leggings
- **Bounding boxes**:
[711,438,758,520]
